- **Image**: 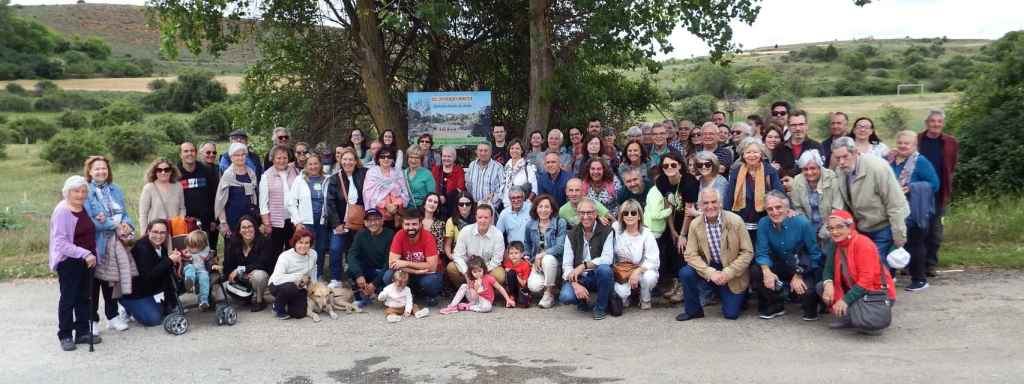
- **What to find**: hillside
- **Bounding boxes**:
[12,3,259,74]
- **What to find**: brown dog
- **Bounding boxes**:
[306,282,338,322]
[329,286,362,314]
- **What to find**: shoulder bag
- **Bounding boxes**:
[839,248,893,331]
[338,172,365,231]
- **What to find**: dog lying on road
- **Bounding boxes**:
[307,282,362,322]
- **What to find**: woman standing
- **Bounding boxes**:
[693,151,727,203]
[50,176,100,350]
[820,210,896,333]
[287,154,331,280]
[138,158,186,226]
[417,133,441,170]
[84,156,133,334]
[222,216,273,311]
[260,145,299,257]
[568,127,585,160]
[888,131,940,292]
[346,128,370,163]
[580,158,624,214]
[499,139,538,209]
[431,146,466,216]
[618,140,650,183]
[790,150,844,243]
[573,136,605,175]
[523,194,566,308]
[325,148,366,289]
[216,143,259,237]
[404,146,436,209]
[122,219,183,326]
[363,147,410,225]
[724,137,784,242]
[653,153,698,302]
[444,191,476,259]
[849,117,889,158]
[422,193,448,271]
[380,129,405,170]
[526,130,547,166]
[611,199,660,310]
[268,228,318,319]
[762,124,790,174]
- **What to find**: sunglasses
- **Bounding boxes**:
[295,150,307,155]
[419,140,432,144]
[622,210,640,217]
[458,202,473,207]
[379,154,393,160]
[731,130,743,135]
[203,151,215,155]
[698,162,714,169]
[661,163,679,170]
[155,167,172,174]
[771,111,788,117]
[277,135,289,140]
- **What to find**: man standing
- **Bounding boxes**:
[263,127,295,170]
[676,188,753,321]
[559,198,615,320]
[219,130,263,177]
[346,209,395,304]
[199,142,218,169]
[178,142,220,251]
[496,186,532,244]
[770,101,792,141]
[784,110,823,175]
[746,115,764,137]
[385,209,444,306]
[832,137,910,259]
[537,152,572,207]
[449,205,507,285]
[559,178,609,228]
[821,112,849,168]
[669,120,688,154]
[466,143,504,208]
[646,123,679,171]
[751,191,822,321]
[587,118,603,138]
[917,109,958,276]
[698,122,734,173]
[491,123,510,165]
[711,111,727,126]
[546,129,574,171]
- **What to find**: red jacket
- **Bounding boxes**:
[918,131,959,208]
[831,232,896,305]
[432,164,465,195]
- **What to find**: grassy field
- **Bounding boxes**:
[0,76,243,94]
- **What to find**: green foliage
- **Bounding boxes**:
[150,115,192,144]
[812,113,832,140]
[4,83,26,95]
[92,100,144,128]
[678,62,738,99]
[841,51,868,71]
[906,62,936,80]
[41,128,107,170]
[148,78,168,91]
[671,94,717,124]
[104,123,167,162]
[877,103,910,136]
[6,117,57,143]
[32,94,66,111]
[33,80,59,96]
[57,110,89,129]
[856,44,878,57]
[0,126,13,143]
[190,102,233,138]
[788,44,841,62]
[141,71,227,113]
[0,95,31,112]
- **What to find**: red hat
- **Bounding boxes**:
[828,209,854,223]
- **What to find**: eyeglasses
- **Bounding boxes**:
[661,163,679,170]
[277,135,289,140]
[295,150,307,155]
[155,167,172,174]
[771,111,788,117]
[458,202,473,207]
[203,151,215,155]
[578,210,596,216]
[622,210,640,217]
[698,162,714,169]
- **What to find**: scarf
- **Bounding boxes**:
[214,166,258,221]
[889,151,919,188]
[731,163,766,213]
[363,166,410,214]
[503,158,526,194]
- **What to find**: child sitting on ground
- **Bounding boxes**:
[502,241,532,308]
[378,270,429,323]
[183,230,212,310]
[441,256,515,314]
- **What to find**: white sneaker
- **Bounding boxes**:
[91,321,101,336]
[327,280,342,289]
[386,314,402,323]
[539,291,554,309]
[107,316,129,331]
[118,307,134,323]
[414,308,430,318]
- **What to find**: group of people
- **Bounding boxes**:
[49,103,959,350]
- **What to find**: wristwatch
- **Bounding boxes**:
[795,266,805,274]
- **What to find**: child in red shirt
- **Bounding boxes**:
[502,241,532,308]
[440,256,514,314]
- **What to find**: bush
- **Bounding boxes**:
[878,103,910,136]
[906,62,936,80]
[105,123,168,162]
[148,78,169,91]
[59,93,108,110]
[671,94,717,124]
[150,115,193,144]
[0,126,16,143]
[157,143,183,163]
[0,95,32,112]
[812,113,832,140]
[841,51,868,71]
[41,129,107,170]
[142,71,228,113]
[5,83,27,96]
[92,100,144,128]
[33,80,60,96]
[33,94,67,112]
[190,102,234,139]
[58,110,89,129]
[7,117,58,144]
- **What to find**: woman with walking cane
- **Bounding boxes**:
[50,176,101,351]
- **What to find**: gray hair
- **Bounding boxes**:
[763,190,791,207]
[441,145,457,156]
[831,136,856,153]
[737,137,769,161]
[626,126,642,137]
[406,145,423,158]
[796,149,824,169]
[699,187,722,202]
[925,108,945,121]
[62,175,88,199]
[548,129,563,140]
[731,122,752,138]
[621,168,642,179]
[272,126,288,139]
[577,197,598,211]
[508,184,529,197]
[694,150,720,170]
[476,142,492,151]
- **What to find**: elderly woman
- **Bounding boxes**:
[499,139,538,209]
[50,176,100,350]
[363,147,411,224]
[724,137,784,242]
[216,143,260,237]
[122,219,183,327]
[83,156,134,334]
[693,151,727,204]
[820,210,896,333]
[223,215,273,311]
[610,199,660,310]
[626,125,643,143]
[416,133,442,170]
[849,117,889,158]
[286,153,331,280]
[138,158,186,226]
[526,130,547,166]
[405,145,437,209]
[618,140,650,182]
[790,150,844,243]
[324,148,366,289]
[268,228,318,320]
[888,130,940,292]
[523,194,567,308]
[260,145,299,256]
[580,157,624,214]
[432,145,466,216]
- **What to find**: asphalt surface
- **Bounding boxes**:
[3,269,1022,383]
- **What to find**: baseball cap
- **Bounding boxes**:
[228,130,248,138]
[365,208,383,218]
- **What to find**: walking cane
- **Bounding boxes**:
[86,264,95,352]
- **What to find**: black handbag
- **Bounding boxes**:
[839,248,893,331]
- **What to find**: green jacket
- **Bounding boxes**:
[346,227,395,280]
[835,155,909,243]
[643,187,672,236]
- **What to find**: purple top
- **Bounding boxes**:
[48,200,94,271]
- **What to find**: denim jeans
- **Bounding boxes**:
[350,267,386,301]
[120,296,162,326]
[382,269,443,301]
[183,264,211,304]
[307,223,330,279]
[862,226,893,264]
[329,232,351,281]
[679,265,746,319]
[558,264,614,314]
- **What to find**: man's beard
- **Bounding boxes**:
[406,229,419,238]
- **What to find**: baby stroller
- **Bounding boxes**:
[162,218,239,336]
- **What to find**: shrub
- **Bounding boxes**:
[142,71,228,113]
[60,93,108,110]
[41,129,107,170]
[906,62,936,80]
[190,102,234,139]
[878,103,910,137]
[5,83,27,96]
[33,80,60,96]
[671,94,717,124]
[58,110,89,129]
[0,126,16,143]
[92,100,144,128]
[33,94,67,112]
[812,113,832,140]
[7,117,58,143]
[150,115,193,144]
[0,95,32,112]
[148,78,169,91]
[105,123,168,162]
[157,143,183,163]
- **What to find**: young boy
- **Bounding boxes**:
[378,270,429,323]
[502,241,532,308]
[183,230,212,310]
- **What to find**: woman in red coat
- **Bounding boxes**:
[821,210,896,331]
[431,146,466,217]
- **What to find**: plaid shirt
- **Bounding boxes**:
[704,214,723,265]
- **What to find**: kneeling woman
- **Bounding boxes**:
[611,199,660,310]
[267,228,317,319]
[820,210,896,332]
[121,219,183,326]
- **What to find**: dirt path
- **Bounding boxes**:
[1,75,243,94]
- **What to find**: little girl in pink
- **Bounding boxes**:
[440,256,514,314]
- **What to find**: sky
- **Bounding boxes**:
[12,0,1024,60]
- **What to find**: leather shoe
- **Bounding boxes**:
[675,312,704,321]
[251,301,267,312]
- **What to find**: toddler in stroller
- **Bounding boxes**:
[182,230,212,310]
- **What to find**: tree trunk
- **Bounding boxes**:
[525,0,555,140]
[354,0,407,148]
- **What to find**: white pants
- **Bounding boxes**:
[613,269,659,303]
[527,254,561,294]
[449,284,493,313]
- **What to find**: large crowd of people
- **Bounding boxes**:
[48,103,960,351]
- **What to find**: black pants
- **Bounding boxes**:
[270,283,307,319]
[657,231,680,287]
[907,226,929,282]
[505,270,530,307]
[268,220,295,266]
[91,278,117,322]
[207,227,220,256]
[750,264,819,317]
[57,258,90,340]
[925,207,944,269]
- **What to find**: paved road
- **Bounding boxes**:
[3,270,1022,383]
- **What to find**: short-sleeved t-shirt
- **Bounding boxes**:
[389,231,439,267]
[473,274,497,302]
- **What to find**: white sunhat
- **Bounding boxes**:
[887,247,911,269]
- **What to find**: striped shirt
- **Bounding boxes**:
[704,214,723,265]
[466,159,504,206]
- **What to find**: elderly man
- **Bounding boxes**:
[646,123,680,170]
[917,109,958,277]
[617,169,649,208]
[496,186,533,244]
[346,209,395,303]
[559,178,609,228]
[626,126,643,143]
[676,188,754,321]
[784,110,823,171]
[546,128,574,171]
[832,136,910,260]
[385,209,444,306]
[263,127,295,170]
[821,112,849,168]
[559,198,615,320]
[218,130,263,176]
[178,142,220,251]
[671,120,690,153]
[537,152,573,207]
[491,123,510,165]
[466,143,505,208]
[698,122,734,173]
[751,191,823,321]
[200,142,218,169]
[448,205,507,285]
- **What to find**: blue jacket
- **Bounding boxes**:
[906,181,935,230]
[523,217,567,262]
[755,214,822,271]
[889,154,940,194]
[536,169,572,208]
[723,161,784,223]
[85,182,134,261]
